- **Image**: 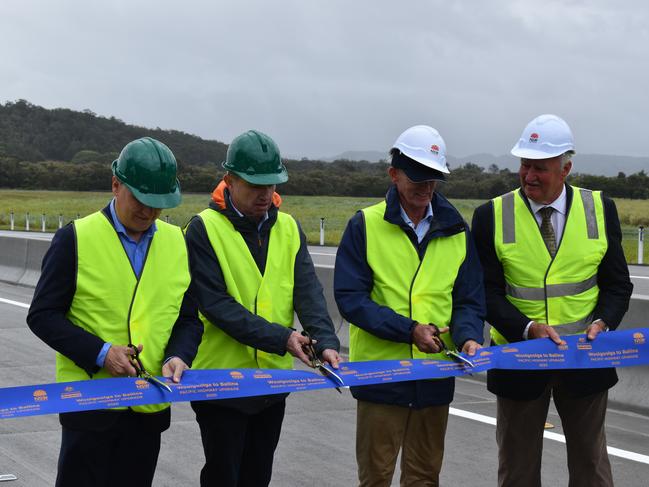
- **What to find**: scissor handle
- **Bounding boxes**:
[127,343,145,376]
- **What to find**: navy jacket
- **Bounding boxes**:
[472,185,633,400]
[334,185,486,408]
[27,205,203,431]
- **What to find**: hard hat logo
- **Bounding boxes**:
[430,144,440,155]
[529,133,539,143]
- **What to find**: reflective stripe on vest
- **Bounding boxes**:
[192,209,300,370]
[491,186,607,345]
[349,201,467,363]
[61,212,190,413]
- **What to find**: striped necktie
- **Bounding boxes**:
[539,206,556,257]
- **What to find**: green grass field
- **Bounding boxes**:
[0,189,647,264]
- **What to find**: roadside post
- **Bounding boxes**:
[58,214,63,229]
[639,226,645,265]
[320,217,325,246]
[9,211,14,231]
[25,213,29,232]
[41,213,46,232]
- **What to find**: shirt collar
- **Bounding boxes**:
[529,185,567,216]
[400,202,433,227]
[109,199,157,242]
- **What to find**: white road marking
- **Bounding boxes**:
[449,407,649,465]
[630,275,649,280]
[0,297,30,309]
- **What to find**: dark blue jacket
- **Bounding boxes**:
[334,185,486,408]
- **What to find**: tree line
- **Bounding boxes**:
[1,100,648,199]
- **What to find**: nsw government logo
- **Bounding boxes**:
[33,389,48,402]
[135,379,150,390]
[529,132,539,143]
[230,371,244,379]
[430,144,439,155]
[633,332,645,345]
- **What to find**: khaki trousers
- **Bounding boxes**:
[496,387,613,487]
[356,400,449,487]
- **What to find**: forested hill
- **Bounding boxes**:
[1,100,647,199]
[0,99,227,165]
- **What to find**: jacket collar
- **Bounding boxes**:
[383,185,465,235]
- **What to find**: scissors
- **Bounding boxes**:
[128,344,173,393]
[429,324,475,368]
[300,331,344,393]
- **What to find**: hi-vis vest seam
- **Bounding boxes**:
[62,211,190,413]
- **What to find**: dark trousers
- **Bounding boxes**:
[496,387,612,487]
[191,399,286,487]
[56,413,161,487]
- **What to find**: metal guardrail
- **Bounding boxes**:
[1,211,647,263]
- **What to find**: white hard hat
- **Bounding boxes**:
[511,114,575,159]
[392,125,450,174]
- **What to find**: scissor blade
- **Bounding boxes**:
[446,350,475,368]
[144,373,173,393]
[317,365,344,393]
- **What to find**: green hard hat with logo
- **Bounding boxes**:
[222,130,288,185]
[112,137,182,209]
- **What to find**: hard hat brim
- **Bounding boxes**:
[229,168,289,185]
[510,145,568,160]
[124,181,182,209]
[392,151,447,182]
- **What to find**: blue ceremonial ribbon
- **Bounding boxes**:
[2,328,648,419]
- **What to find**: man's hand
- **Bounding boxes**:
[320,349,342,369]
[104,343,142,377]
[587,320,608,341]
[162,357,189,383]
[461,339,481,356]
[286,331,314,367]
[528,322,564,346]
[411,323,449,354]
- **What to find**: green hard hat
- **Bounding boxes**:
[112,137,182,209]
[222,130,288,185]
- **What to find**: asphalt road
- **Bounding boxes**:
[1,282,649,486]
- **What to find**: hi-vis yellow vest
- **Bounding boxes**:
[349,201,467,362]
[192,209,300,370]
[491,186,608,345]
[60,211,190,413]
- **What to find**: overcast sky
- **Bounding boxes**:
[2,0,648,160]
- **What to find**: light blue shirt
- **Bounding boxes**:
[400,203,434,243]
[96,199,157,367]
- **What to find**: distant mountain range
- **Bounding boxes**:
[323,150,648,177]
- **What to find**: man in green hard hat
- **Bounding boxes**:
[185,129,341,487]
[27,137,203,487]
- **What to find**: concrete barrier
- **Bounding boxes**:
[0,236,49,287]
